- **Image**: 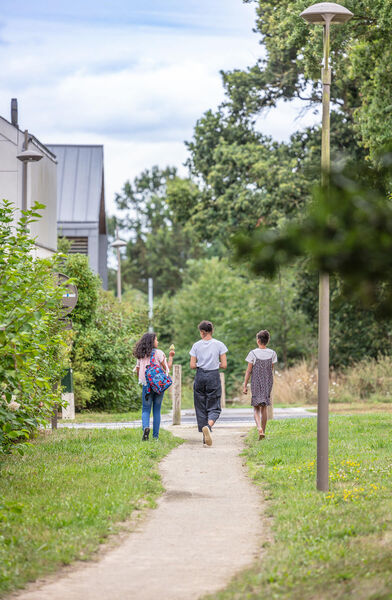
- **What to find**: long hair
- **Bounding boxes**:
[133,332,157,358]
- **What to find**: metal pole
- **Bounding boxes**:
[148,278,153,332]
[21,130,29,213]
[317,17,331,492]
[117,247,122,302]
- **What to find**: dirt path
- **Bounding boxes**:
[15,427,266,600]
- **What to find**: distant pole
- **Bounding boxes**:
[21,130,28,212]
[116,246,122,301]
[148,278,153,332]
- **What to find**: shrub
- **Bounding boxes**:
[61,253,101,329]
[0,200,68,453]
[72,290,147,412]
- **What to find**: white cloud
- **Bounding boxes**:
[0,2,320,217]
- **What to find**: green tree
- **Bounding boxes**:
[223,0,392,159]
[0,201,68,453]
[114,166,203,296]
[234,154,392,367]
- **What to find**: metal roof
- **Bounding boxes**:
[47,144,104,223]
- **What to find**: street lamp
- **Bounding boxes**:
[16,130,43,213]
[111,227,127,302]
[300,2,353,492]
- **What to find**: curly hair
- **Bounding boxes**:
[133,332,157,359]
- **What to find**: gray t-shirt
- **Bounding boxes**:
[190,338,228,370]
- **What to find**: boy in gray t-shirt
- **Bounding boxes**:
[189,320,228,446]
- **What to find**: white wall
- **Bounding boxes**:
[0,116,57,255]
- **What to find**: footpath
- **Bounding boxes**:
[14,426,268,600]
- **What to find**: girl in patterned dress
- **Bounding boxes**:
[243,330,278,440]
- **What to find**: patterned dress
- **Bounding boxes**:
[251,358,273,407]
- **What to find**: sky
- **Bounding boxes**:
[0,0,320,215]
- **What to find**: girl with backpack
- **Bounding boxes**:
[134,332,175,441]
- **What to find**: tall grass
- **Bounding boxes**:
[272,356,392,405]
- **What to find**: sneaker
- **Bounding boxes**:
[202,425,212,446]
[142,427,150,441]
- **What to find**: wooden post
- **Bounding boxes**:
[51,403,58,430]
[172,364,182,425]
[220,372,226,408]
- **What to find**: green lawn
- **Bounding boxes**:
[0,428,182,596]
[72,409,143,423]
[207,414,392,600]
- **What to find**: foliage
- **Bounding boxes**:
[114,166,204,296]
[72,290,147,412]
[155,258,313,389]
[234,155,392,317]
[61,252,148,413]
[0,428,182,595]
[223,0,392,160]
[209,415,392,599]
[0,201,68,454]
[61,253,101,329]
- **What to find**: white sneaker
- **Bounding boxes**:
[202,426,212,446]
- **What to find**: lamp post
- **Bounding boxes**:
[111,227,127,301]
[300,2,353,492]
[16,130,43,213]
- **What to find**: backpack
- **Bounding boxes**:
[145,349,173,394]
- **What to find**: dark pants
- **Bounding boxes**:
[194,368,222,432]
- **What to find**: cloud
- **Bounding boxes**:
[0,1,320,216]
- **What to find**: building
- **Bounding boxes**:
[47,144,108,288]
[0,100,57,258]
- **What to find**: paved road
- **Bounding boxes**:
[59,406,315,430]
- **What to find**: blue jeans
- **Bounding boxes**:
[142,385,164,439]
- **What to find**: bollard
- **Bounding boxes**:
[61,368,75,420]
[172,364,182,425]
[220,372,226,408]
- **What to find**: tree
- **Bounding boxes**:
[223,0,392,160]
[114,166,203,296]
[234,154,392,318]
[0,201,68,453]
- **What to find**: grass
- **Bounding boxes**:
[72,409,142,423]
[0,428,182,596]
[206,414,392,599]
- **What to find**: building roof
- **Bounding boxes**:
[47,144,105,227]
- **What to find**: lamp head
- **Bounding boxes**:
[17,148,43,163]
[300,2,353,25]
[111,238,127,249]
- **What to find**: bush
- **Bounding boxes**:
[0,200,68,453]
[61,253,101,329]
[72,289,147,412]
